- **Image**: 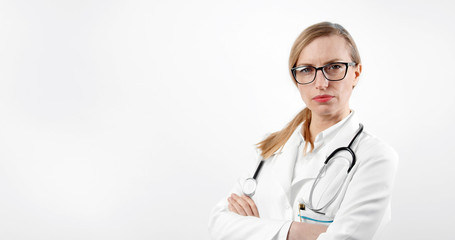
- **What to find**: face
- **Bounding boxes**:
[295,35,361,120]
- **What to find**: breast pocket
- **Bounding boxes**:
[298,208,334,226]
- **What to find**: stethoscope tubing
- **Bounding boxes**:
[243,123,364,214]
[305,123,363,213]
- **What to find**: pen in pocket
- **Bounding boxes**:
[298,199,305,222]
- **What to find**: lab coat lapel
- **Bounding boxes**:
[321,113,362,160]
[271,128,302,203]
[292,112,361,183]
[269,112,361,204]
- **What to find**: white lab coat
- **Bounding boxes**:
[208,112,399,240]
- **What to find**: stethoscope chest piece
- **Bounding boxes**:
[242,160,265,197]
[242,178,257,197]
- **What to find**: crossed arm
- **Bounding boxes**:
[228,193,327,240]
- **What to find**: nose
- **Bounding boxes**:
[314,69,329,90]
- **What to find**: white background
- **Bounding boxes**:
[0,0,454,239]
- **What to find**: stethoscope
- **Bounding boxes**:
[242,124,364,215]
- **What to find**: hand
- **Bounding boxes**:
[227,193,260,217]
[287,221,328,240]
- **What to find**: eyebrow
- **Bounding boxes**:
[296,58,345,67]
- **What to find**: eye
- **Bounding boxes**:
[297,67,314,74]
[324,63,346,75]
[329,63,343,70]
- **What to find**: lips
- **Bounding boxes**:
[313,95,334,103]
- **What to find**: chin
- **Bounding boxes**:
[309,105,336,116]
[310,104,350,119]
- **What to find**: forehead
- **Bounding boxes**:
[297,35,351,65]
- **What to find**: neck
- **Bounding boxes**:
[309,109,351,142]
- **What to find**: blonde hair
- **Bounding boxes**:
[257,22,361,160]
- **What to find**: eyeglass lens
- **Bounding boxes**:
[294,63,347,84]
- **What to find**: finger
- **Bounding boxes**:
[231,194,254,216]
[241,195,260,217]
[228,197,247,216]
[230,195,251,216]
[227,201,237,214]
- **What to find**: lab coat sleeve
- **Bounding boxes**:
[208,178,290,240]
[208,144,290,240]
[317,140,399,240]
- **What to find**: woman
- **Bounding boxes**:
[208,22,398,240]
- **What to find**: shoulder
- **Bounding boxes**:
[355,130,399,169]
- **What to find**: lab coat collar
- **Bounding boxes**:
[271,110,361,204]
[297,111,355,153]
[320,111,361,159]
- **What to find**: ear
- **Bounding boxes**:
[352,63,362,88]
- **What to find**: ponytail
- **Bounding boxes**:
[256,107,314,159]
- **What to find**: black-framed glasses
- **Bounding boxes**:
[291,62,357,85]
